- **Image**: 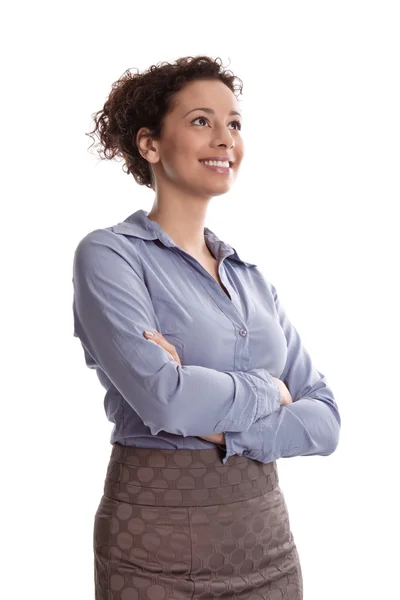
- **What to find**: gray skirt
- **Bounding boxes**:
[93,443,303,599]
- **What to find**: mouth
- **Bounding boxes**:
[199,159,234,167]
[198,159,234,174]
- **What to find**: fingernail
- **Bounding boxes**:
[144,330,154,336]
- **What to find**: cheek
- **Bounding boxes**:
[164,139,197,172]
[167,129,194,153]
[236,142,244,162]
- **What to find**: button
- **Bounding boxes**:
[239,328,247,336]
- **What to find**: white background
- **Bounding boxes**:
[2,1,399,598]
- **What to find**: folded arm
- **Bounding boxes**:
[72,230,281,437]
[221,281,341,464]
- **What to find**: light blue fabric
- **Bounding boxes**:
[72,209,340,464]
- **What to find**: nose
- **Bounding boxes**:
[212,125,235,149]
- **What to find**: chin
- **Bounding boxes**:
[204,184,232,198]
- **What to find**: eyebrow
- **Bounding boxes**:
[183,107,242,118]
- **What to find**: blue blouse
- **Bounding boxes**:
[72,208,340,464]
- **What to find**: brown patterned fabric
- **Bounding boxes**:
[93,443,303,599]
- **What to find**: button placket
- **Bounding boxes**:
[171,247,244,323]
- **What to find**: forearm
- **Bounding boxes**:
[221,395,340,464]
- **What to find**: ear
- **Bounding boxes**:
[136,127,160,164]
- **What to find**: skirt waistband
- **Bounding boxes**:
[103,443,279,507]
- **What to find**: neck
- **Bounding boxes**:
[147,196,212,258]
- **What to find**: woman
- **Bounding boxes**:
[73,55,341,599]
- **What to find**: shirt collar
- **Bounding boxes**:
[111,209,257,267]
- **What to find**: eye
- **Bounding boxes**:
[230,120,242,131]
[191,116,242,131]
[191,116,209,127]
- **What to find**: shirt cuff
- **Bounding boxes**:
[221,419,264,464]
[251,369,281,421]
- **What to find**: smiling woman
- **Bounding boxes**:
[86,55,244,192]
[75,54,339,599]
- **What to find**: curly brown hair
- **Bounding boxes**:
[85,55,243,190]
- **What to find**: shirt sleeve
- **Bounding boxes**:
[72,229,281,437]
[222,282,341,464]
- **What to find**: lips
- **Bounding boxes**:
[199,158,234,167]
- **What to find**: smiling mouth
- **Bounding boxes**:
[199,160,234,167]
[199,161,233,173]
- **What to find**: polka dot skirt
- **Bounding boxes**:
[93,443,303,599]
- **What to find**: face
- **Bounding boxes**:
[137,79,244,198]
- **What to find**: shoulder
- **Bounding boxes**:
[74,225,125,251]
[72,226,143,276]
[73,224,144,256]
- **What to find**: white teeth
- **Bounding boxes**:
[201,160,230,168]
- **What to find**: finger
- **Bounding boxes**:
[143,330,172,352]
[144,330,173,349]
[143,330,162,346]
[144,329,164,342]
[143,329,157,338]
[143,332,181,366]
[145,335,172,357]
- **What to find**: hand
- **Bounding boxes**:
[271,376,293,406]
[142,329,225,445]
[143,329,182,366]
[198,432,226,445]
